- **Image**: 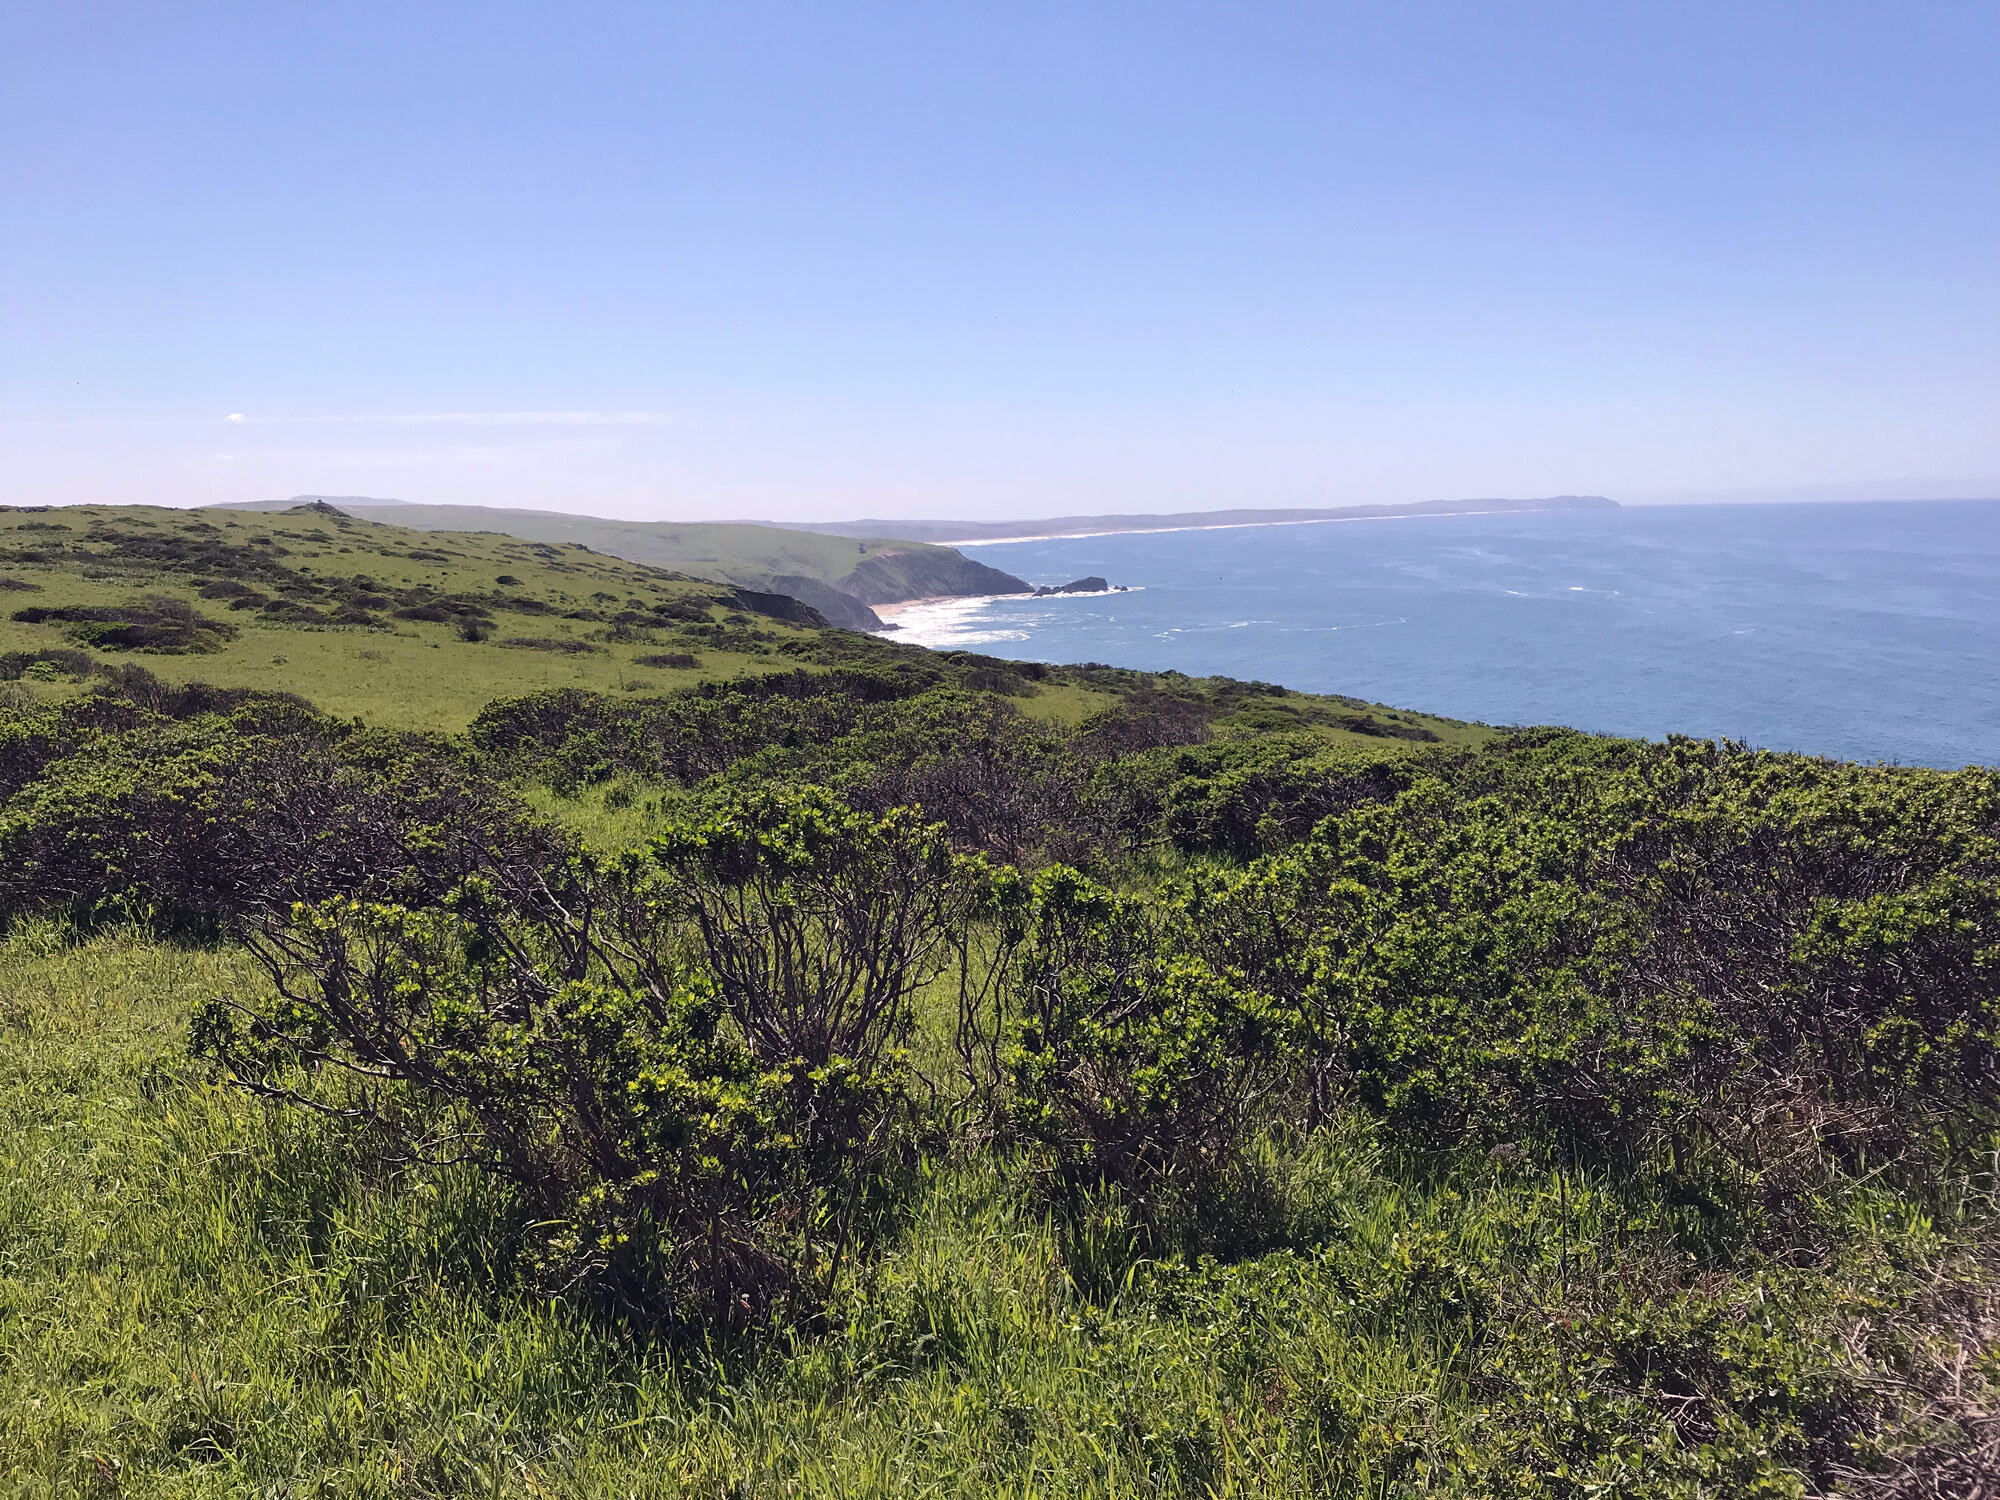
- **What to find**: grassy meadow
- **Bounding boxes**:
[10,924,1992,1497]
[0,504,836,730]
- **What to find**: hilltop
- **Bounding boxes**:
[217,498,1029,629]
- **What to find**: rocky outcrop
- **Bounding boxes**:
[767,575,885,630]
[1033,576,1110,596]
[730,589,831,628]
[837,549,1029,606]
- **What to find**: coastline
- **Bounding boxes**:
[872,586,1140,648]
[930,505,1570,548]
[869,593,1027,648]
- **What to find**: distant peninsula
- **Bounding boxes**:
[772,494,1617,545]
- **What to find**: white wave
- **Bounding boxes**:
[872,585,1143,649]
[1283,616,1410,632]
[872,594,1037,648]
[1025,587,1140,600]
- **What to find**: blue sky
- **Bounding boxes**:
[3,2,1995,520]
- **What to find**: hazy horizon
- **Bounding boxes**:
[5,4,1995,522]
[12,482,2000,535]
[14,481,2000,530]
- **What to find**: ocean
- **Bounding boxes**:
[880,499,2000,769]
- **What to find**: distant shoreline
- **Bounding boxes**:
[933,504,1584,548]
[780,494,1617,547]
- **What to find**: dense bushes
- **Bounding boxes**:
[14,674,1996,1229]
[470,675,1222,863]
[194,788,995,1322]
[8,668,2000,1487]
[11,594,238,652]
[1202,733,2000,1187]
[469,671,937,793]
[1113,732,1418,858]
[0,689,560,936]
[1004,866,1290,1218]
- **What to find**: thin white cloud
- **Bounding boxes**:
[220,410,675,427]
[0,410,675,430]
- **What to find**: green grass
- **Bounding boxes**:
[0,613,790,733]
[1,925,1988,1496]
[519,778,696,852]
[1009,680,1118,723]
[0,505,832,729]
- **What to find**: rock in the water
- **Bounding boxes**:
[1033,575,1110,596]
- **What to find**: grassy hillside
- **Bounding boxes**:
[224,499,1032,628]
[0,502,831,729]
[0,502,1471,748]
[2,501,1993,1497]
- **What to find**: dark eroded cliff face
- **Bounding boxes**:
[766,549,1027,632]
[767,575,884,630]
[838,549,1028,606]
[728,588,832,628]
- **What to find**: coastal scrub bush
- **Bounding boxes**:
[721,688,1110,866]
[1228,733,2000,1193]
[650,786,993,1073]
[195,890,827,1324]
[497,635,600,653]
[1110,732,1421,858]
[0,695,561,935]
[11,594,238,652]
[196,788,994,1325]
[1005,866,1291,1220]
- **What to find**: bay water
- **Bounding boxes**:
[884,500,2000,768]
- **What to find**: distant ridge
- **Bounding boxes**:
[216,495,411,510]
[776,495,1617,544]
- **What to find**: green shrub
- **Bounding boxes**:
[1005,866,1290,1220]
[497,635,600,653]
[196,788,992,1326]
[0,697,561,935]
[11,594,237,652]
[1225,734,2000,1183]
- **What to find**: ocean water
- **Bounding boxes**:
[885,500,2000,769]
